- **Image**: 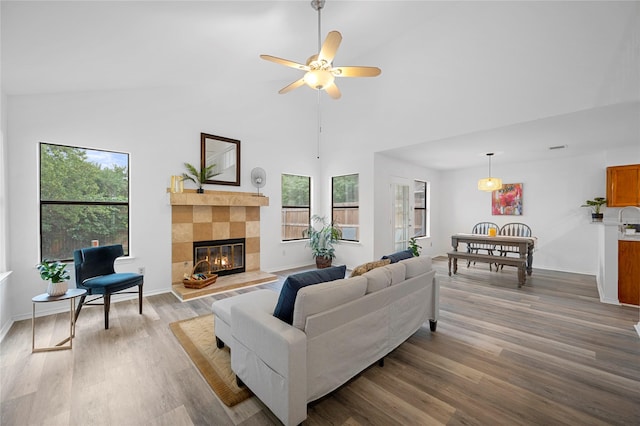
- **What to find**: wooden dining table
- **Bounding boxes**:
[447,233,536,287]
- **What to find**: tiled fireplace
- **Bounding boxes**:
[170,190,269,286]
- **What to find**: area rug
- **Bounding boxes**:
[169,314,252,407]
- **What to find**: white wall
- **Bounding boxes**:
[5,85,321,320]
[436,151,633,274]
[1,90,13,338]
[5,83,639,324]
[605,145,640,167]
[373,149,640,276]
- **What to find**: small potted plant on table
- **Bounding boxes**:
[303,215,342,269]
[581,197,607,222]
[36,259,71,297]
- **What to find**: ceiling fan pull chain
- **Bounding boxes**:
[317,89,322,159]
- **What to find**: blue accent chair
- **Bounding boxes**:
[73,244,143,329]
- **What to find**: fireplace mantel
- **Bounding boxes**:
[169,189,269,207]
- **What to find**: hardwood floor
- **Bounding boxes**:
[1,259,639,425]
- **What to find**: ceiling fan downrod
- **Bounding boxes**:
[311,0,326,52]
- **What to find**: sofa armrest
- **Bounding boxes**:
[231,303,307,376]
[231,302,308,426]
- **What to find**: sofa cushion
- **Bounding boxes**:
[362,266,392,294]
[349,259,391,277]
[387,263,407,285]
[381,249,414,263]
[273,265,347,324]
[292,276,367,330]
[401,256,432,278]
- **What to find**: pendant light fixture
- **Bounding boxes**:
[478,153,503,191]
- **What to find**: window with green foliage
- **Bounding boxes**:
[332,174,359,241]
[414,180,428,237]
[281,174,310,241]
[40,143,130,261]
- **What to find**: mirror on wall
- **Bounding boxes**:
[200,133,241,186]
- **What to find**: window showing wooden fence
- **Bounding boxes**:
[282,208,310,241]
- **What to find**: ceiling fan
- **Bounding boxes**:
[260,0,381,100]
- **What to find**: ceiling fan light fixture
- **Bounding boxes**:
[478,152,503,192]
[304,69,335,90]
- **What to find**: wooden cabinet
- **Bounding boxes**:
[618,240,640,306]
[607,165,640,207]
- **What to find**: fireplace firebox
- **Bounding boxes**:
[193,238,245,277]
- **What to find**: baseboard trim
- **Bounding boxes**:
[11,288,172,322]
[0,318,14,343]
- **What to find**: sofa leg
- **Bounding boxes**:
[429,320,437,332]
[215,336,225,349]
[236,376,245,388]
[378,358,385,367]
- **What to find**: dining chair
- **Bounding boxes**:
[73,244,144,329]
[497,223,532,270]
[467,222,499,270]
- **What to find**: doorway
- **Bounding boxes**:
[391,178,412,252]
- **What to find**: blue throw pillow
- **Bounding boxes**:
[273,265,346,324]
[381,249,414,263]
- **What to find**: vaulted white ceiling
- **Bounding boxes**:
[2,1,639,169]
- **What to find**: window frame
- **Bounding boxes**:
[413,179,429,238]
[39,142,131,262]
[332,173,359,242]
[281,173,311,242]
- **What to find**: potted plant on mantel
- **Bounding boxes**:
[303,215,342,269]
[181,162,218,193]
[36,259,71,297]
[581,197,607,222]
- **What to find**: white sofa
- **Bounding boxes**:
[215,256,438,426]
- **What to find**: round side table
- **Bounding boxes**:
[32,288,87,353]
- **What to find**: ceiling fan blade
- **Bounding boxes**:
[325,83,342,100]
[278,78,305,94]
[333,66,382,77]
[318,31,342,63]
[260,54,309,71]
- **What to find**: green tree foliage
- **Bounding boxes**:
[40,144,129,260]
[282,174,310,206]
[332,174,358,205]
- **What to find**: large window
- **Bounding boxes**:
[40,143,130,261]
[332,174,359,241]
[414,180,429,238]
[281,174,310,241]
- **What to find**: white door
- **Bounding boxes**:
[391,179,412,252]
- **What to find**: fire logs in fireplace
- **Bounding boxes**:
[193,238,245,276]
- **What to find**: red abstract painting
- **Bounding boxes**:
[492,183,523,216]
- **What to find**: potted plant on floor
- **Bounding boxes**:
[36,259,71,297]
[581,197,607,222]
[303,215,342,269]
[181,162,218,193]
[408,237,422,257]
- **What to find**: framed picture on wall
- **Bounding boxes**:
[492,183,523,215]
